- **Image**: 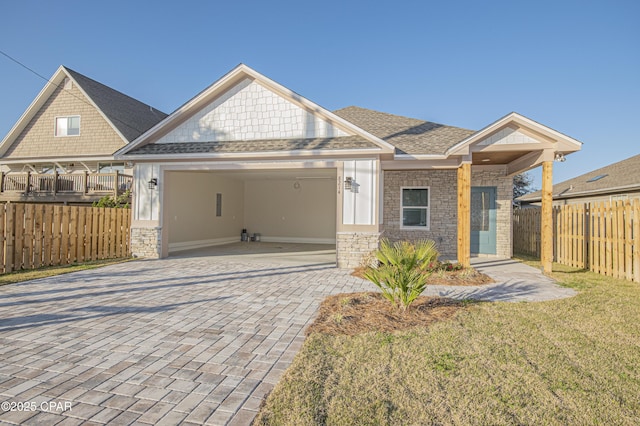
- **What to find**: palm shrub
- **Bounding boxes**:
[362,239,439,311]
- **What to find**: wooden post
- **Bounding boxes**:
[53,170,58,195]
[541,161,553,274]
[457,162,471,267]
[0,172,4,193]
[113,171,119,197]
[25,171,31,195]
[83,171,89,194]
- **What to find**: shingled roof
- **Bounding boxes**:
[333,106,475,156]
[127,136,378,155]
[65,67,168,142]
[518,153,640,203]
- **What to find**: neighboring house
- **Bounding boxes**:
[115,64,582,267]
[518,154,640,206]
[0,66,167,204]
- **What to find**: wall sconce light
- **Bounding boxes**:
[554,152,566,162]
[148,178,158,189]
[344,177,353,191]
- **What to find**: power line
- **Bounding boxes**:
[0,49,150,137]
[0,50,54,85]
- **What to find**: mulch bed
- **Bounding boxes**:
[306,292,466,336]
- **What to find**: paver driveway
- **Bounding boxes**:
[0,253,370,425]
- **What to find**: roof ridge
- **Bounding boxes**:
[334,105,473,132]
[63,66,166,114]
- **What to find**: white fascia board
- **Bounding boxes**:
[117,148,382,161]
[157,159,343,171]
[0,66,67,157]
[117,64,396,156]
[242,65,396,153]
[446,112,582,156]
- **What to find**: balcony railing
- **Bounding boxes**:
[0,172,132,197]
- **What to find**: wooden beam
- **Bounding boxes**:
[457,163,471,267]
[541,160,553,274]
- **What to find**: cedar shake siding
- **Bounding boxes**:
[4,83,125,159]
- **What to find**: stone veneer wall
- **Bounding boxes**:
[382,170,458,259]
[336,232,381,269]
[471,168,513,258]
[131,227,162,259]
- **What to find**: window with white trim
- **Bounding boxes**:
[55,116,80,136]
[401,187,430,229]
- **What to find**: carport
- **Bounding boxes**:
[162,168,338,258]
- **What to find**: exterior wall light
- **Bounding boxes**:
[148,178,158,189]
[344,177,353,190]
[554,153,566,162]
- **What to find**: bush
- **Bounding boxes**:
[362,239,439,311]
[92,190,131,208]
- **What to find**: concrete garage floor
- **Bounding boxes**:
[172,242,337,267]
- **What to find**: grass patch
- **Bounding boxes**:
[0,258,133,286]
[255,263,640,425]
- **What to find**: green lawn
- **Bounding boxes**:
[255,261,640,425]
[0,258,133,286]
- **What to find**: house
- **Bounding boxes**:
[518,153,640,206]
[115,64,582,268]
[0,66,167,204]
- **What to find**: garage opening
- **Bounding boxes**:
[164,168,337,263]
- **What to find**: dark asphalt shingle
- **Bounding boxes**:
[333,106,475,156]
[128,135,378,155]
[65,67,168,142]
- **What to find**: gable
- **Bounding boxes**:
[3,80,126,159]
[476,127,541,146]
[156,78,349,144]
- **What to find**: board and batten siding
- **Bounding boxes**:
[342,159,377,226]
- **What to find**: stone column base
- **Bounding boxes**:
[131,227,162,259]
[336,232,381,269]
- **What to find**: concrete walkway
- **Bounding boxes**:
[0,249,574,425]
[425,257,577,302]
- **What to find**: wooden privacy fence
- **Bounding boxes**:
[0,203,131,274]
[513,200,640,282]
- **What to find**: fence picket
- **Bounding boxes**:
[43,205,53,266]
[633,200,640,283]
[5,204,14,273]
[0,203,130,274]
[14,204,24,271]
[0,206,5,273]
[514,199,640,282]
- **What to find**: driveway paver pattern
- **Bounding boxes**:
[0,255,369,425]
[0,250,574,425]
